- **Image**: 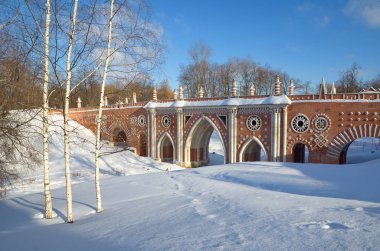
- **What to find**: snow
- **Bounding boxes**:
[1,114,380,250]
[5,114,181,197]
[346,137,380,164]
[145,95,291,109]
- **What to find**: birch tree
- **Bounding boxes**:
[95,0,115,213]
[62,0,79,223]
[42,0,53,219]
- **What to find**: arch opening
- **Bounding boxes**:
[157,133,175,163]
[185,117,226,167]
[139,133,147,157]
[241,140,267,162]
[113,129,127,147]
[293,143,309,163]
[208,131,225,165]
[339,137,380,164]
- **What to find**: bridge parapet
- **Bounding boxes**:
[66,91,380,167]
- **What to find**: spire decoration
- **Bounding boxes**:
[289,79,295,95]
[132,92,137,104]
[232,80,237,97]
[179,83,184,99]
[152,87,157,101]
[104,95,108,106]
[77,97,82,108]
[199,86,204,98]
[250,84,255,96]
[275,75,281,95]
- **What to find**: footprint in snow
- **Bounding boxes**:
[294,221,349,230]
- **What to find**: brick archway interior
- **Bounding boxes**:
[185,117,226,167]
[292,143,309,163]
[113,128,128,146]
[139,133,147,156]
[239,137,268,162]
[157,133,175,163]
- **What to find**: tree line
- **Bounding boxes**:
[179,42,380,98]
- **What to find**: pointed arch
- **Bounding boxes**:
[184,115,227,167]
[157,132,176,163]
[108,121,129,146]
[238,136,268,162]
[139,132,147,156]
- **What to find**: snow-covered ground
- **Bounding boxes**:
[347,137,380,164]
[1,115,380,250]
[6,114,181,197]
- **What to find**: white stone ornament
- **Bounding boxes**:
[161,115,171,128]
[312,114,330,132]
[291,114,309,133]
[246,115,262,131]
[314,134,328,148]
[130,116,137,125]
[138,115,146,127]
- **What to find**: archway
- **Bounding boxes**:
[113,128,127,146]
[339,137,380,164]
[239,137,268,162]
[139,133,147,157]
[185,116,226,167]
[157,133,175,163]
[293,143,309,163]
[327,124,380,163]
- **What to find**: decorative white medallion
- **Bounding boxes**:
[161,115,171,128]
[130,116,137,125]
[312,114,330,132]
[246,115,261,131]
[138,115,146,127]
[291,113,309,133]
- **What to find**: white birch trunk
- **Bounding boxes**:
[95,0,115,213]
[43,0,52,220]
[63,0,78,223]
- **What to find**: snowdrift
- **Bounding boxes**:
[1,114,380,250]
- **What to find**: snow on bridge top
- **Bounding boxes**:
[144,95,291,109]
[67,92,380,112]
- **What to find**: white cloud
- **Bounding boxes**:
[296,2,316,14]
[295,2,330,28]
[345,0,380,28]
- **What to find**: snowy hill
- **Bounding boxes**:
[1,114,380,250]
[7,114,181,197]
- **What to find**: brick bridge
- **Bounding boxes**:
[69,79,380,167]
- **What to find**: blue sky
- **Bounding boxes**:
[150,0,380,89]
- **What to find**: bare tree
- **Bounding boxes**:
[62,0,79,223]
[179,41,211,98]
[365,75,380,89]
[42,0,53,220]
[95,0,115,213]
[336,63,362,93]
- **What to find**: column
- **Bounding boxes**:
[282,107,288,162]
[271,107,283,162]
[271,108,280,162]
[149,109,157,159]
[228,107,237,163]
[176,108,183,166]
